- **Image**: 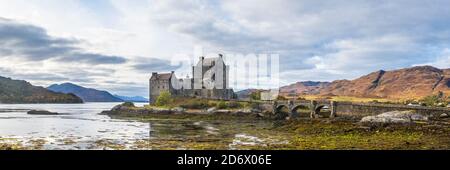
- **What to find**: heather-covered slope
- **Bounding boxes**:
[280,81,330,96]
[319,66,450,99]
[48,83,123,102]
[0,76,83,104]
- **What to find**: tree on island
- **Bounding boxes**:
[420,91,448,107]
[250,91,261,101]
[155,90,172,106]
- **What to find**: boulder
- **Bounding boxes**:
[216,109,231,114]
[172,107,186,113]
[99,110,113,115]
[111,104,128,112]
[251,108,262,113]
[207,107,217,114]
[255,112,265,118]
[27,110,58,115]
[360,111,429,124]
[237,109,252,114]
[440,113,450,118]
[151,108,172,114]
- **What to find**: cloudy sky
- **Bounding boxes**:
[1,0,450,97]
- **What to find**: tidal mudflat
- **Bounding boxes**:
[111,113,450,150]
[1,103,449,150]
[0,103,150,150]
[0,103,289,150]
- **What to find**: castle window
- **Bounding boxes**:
[212,74,216,81]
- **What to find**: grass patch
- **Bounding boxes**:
[109,112,264,121]
[147,97,250,110]
[278,119,450,150]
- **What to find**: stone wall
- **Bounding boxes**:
[149,79,172,103]
[271,100,450,119]
[171,89,235,100]
[335,102,449,118]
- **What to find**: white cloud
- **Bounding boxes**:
[418,48,450,69]
[1,0,450,95]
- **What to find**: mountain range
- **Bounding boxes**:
[277,66,450,99]
[319,66,450,99]
[2,65,448,103]
[280,81,331,96]
[113,95,149,102]
[0,76,83,104]
[47,83,149,103]
[235,89,264,100]
[47,83,123,102]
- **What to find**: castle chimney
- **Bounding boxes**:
[171,71,175,74]
[152,72,157,76]
[219,54,223,58]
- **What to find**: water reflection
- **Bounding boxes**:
[0,103,150,150]
[0,103,289,150]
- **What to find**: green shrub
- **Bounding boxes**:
[277,95,287,101]
[180,100,210,109]
[227,101,241,109]
[250,91,261,100]
[155,91,172,106]
[122,102,135,107]
[216,101,228,109]
[420,94,448,107]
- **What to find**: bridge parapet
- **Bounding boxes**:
[335,102,450,118]
[270,99,449,119]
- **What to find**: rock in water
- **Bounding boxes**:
[360,111,429,124]
[440,113,450,118]
[207,107,217,114]
[28,110,59,115]
[173,107,186,113]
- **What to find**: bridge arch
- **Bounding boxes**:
[291,104,311,118]
[272,100,337,119]
[274,104,290,120]
[314,104,332,118]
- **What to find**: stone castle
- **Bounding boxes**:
[149,55,236,103]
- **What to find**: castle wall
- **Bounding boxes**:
[172,89,235,100]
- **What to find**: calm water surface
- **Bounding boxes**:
[0,103,287,150]
[0,103,150,149]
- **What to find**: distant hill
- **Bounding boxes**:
[0,76,83,104]
[235,89,262,100]
[319,66,450,99]
[280,81,330,96]
[47,83,123,102]
[114,95,148,102]
[237,81,331,99]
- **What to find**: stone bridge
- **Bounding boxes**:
[255,100,450,119]
[271,100,336,119]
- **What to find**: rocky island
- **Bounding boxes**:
[27,110,59,115]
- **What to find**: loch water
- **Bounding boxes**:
[0,103,286,150]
